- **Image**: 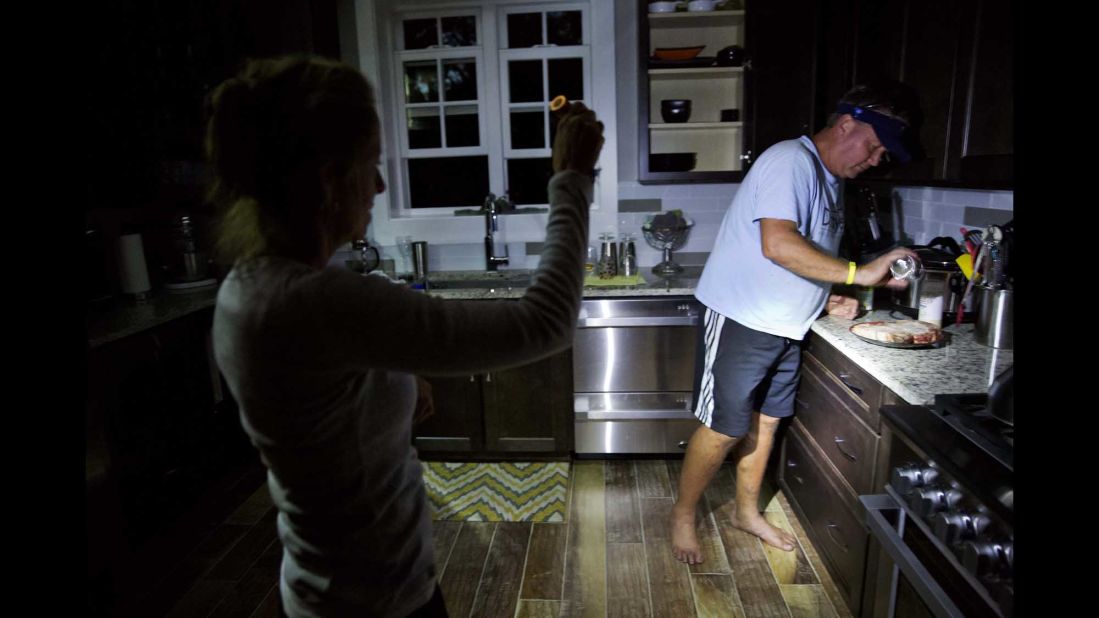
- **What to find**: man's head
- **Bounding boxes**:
[816,80,919,179]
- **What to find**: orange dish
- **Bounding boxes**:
[652,46,705,61]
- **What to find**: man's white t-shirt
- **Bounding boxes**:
[695,136,843,340]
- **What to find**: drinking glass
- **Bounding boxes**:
[396,235,414,274]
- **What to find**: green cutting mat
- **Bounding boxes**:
[584,274,643,287]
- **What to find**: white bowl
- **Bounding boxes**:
[687,0,720,11]
[649,2,678,13]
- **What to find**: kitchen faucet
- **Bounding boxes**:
[484,192,509,271]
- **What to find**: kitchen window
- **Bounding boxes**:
[387,2,592,215]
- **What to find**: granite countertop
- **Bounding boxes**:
[87,285,220,349]
[421,267,700,299]
[86,268,700,347]
[810,309,1013,406]
[88,272,1013,408]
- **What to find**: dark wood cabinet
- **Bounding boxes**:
[413,374,486,453]
[779,331,899,616]
[87,308,250,560]
[483,351,573,453]
[88,0,342,212]
[744,0,820,168]
[415,349,573,458]
[637,1,818,183]
[823,0,1013,189]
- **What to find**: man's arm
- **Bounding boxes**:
[759,218,914,288]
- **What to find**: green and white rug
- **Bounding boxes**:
[422,461,570,523]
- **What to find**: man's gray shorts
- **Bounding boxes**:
[692,307,803,438]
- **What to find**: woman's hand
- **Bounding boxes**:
[552,101,605,176]
[826,294,859,319]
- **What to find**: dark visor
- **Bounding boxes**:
[836,103,911,163]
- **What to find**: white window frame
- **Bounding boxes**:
[498,46,592,162]
[347,0,619,248]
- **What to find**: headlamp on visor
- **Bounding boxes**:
[836,102,912,163]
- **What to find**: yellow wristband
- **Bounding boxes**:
[846,261,857,285]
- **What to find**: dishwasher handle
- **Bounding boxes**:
[578,316,698,328]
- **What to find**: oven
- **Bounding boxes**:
[572,297,702,454]
[860,394,1013,618]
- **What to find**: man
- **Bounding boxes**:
[671,81,919,563]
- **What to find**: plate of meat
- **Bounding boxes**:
[849,320,946,349]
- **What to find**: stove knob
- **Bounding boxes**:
[931,512,967,545]
[1000,542,1014,575]
[931,511,990,545]
[908,486,961,518]
[962,541,1009,578]
[891,465,939,494]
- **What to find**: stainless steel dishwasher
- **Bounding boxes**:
[572,297,702,454]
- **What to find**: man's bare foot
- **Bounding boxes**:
[731,505,796,552]
[671,506,704,564]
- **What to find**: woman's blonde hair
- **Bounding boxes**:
[204,54,378,265]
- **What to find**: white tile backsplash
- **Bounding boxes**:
[893,186,1013,246]
[383,183,1012,271]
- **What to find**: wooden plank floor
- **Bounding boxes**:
[110,459,852,618]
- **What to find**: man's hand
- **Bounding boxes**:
[413,375,435,426]
[826,294,859,319]
[854,246,919,289]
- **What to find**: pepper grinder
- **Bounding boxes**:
[619,233,637,278]
[598,232,618,279]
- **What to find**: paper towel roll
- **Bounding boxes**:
[117,233,151,295]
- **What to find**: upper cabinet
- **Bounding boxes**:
[638,0,818,184]
[825,0,1013,189]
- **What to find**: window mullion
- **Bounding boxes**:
[483,4,504,198]
[436,59,446,148]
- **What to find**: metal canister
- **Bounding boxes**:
[975,285,1013,349]
[411,241,429,281]
[620,237,637,278]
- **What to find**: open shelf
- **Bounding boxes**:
[640,4,746,183]
[648,66,744,76]
[647,10,745,20]
[650,122,743,130]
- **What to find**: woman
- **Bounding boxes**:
[206,55,604,617]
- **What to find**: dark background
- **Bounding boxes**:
[85,0,341,294]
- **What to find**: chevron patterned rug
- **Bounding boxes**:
[422,461,570,523]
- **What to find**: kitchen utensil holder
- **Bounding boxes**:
[975,285,1012,349]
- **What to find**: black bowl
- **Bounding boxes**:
[716,45,746,67]
[720,108,740,122]
[649,152,697,173]
[660,99,692,123]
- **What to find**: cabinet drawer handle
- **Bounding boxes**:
[470,375,476,382]
[833,436,858,462]
[825,522,849,552]
[786,460,804,485]
[485,373,492,383]
[837,373,863,395]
